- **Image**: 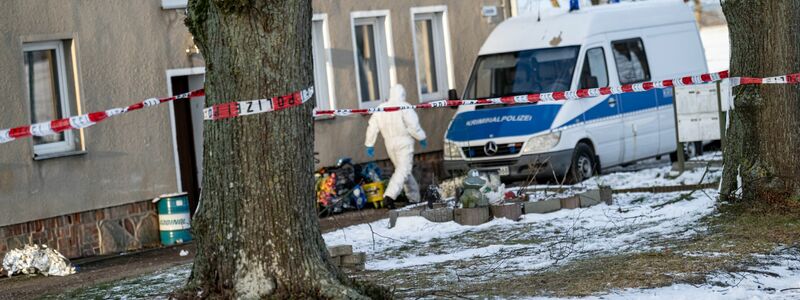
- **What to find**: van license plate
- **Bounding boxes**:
[497,166,509,176]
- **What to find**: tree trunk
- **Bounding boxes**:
[180,1,388,298]
[720,1,800,204]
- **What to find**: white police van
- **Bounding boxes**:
[443,1,707,182]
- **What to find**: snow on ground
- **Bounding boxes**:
[324,157,722,282]
[692,150,724,162]
[325,190,717,274]
[59,152,800,299]
[514,153,721,196]
[527,250,800,300]
[585,161,721,190]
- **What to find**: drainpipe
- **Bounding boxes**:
[694,0,702,26]
[499,0,512,20]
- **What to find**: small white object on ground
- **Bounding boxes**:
[179,250,189,257]
[2,244,76,277]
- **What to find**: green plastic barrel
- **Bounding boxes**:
[156,193,192,245]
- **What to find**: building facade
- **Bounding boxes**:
[311,0,508,168]
[0,1,203,259]
[0,0,506,261]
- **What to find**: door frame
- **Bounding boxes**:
[165,67,205,194]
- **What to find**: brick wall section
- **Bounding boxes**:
[0,200,160,260]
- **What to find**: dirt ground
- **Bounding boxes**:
[0,208,389,300]
[353,202,800,299]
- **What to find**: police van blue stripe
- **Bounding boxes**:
[446,89,673,141]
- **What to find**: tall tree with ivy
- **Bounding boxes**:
[720,0,800,204]
[180,0,389,298]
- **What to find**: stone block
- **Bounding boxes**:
[328,245,353,257]
[132,212,160,248]
[454,207,491,226]
[420,208,454,223]
[98,219,135,254]
[578,190,603,208]
[341,252,366,265]
[31,232,47,245]
[490,204,522,221]
[560,196,580,209]
[329,255,341,266]
[388,209,422,228]
[600,186,613,205]
[5,235,28,251]
[578,187,614,207]
[341,263,365,271]
[524,199,562,214]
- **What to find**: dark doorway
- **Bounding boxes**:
[170,75,205,216]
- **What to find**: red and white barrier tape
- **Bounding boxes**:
[202,87,314,121]
[311,71,798,117]
[312,71,725,116]
[0,90,205,144]
[2,70,800,145]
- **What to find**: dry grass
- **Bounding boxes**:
[684,201,800,255]
[474,202,800,298]
[472,252,741,297]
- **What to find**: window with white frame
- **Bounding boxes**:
[312,15,336,113]
[352,13,392,107]
[23,41,77,157]
[412,8,451,102]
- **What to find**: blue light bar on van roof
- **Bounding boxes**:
[570,0,579,11]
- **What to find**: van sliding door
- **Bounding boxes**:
[578,45,623,167]
[612,38,659,162]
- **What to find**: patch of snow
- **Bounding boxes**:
[368,244,526,270]
[692,151,723,162]
[585,163,720,190]
[526,252,800,300]
[509,157,721,196]
[324,186,718,274]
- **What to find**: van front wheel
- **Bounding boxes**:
[568,143,597,183]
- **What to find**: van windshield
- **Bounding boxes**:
[464,46,580,102]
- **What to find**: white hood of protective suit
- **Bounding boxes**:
[364,84,427,147]
[386,84,408,105]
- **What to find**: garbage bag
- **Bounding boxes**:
[2,245,76,277]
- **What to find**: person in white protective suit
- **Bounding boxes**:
[364,84,428,209]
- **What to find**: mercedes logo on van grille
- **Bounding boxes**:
[484,141,498,156]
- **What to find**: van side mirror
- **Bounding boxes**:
[448,89,459,110]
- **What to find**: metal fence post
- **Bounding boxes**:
[716,80,726,146]
[672,86,685,174]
